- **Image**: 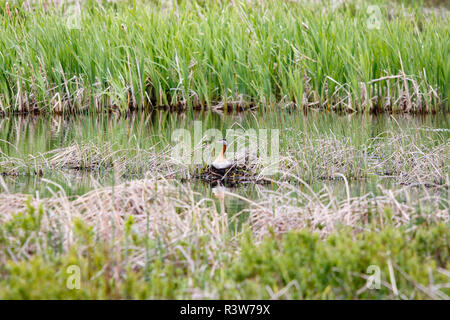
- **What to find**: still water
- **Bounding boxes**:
[0,109,448,213]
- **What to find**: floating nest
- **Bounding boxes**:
[189,163,270,187]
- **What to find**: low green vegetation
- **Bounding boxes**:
[0,205,448,299]
[0,0,448,114]
[0,174,448,299]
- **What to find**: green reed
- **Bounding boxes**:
[0,0,448,114]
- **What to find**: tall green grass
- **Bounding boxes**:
[0,0,448,113]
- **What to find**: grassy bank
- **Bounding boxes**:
[0,0,448,114]
[0,179,448,299]
[1,226,449,299]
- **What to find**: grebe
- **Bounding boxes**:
[211,139,232,171]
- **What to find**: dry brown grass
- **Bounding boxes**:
[45,142,117,171]
[0,174,447,269]
[279,130,449,187]
[369,133,449,186]
[282,133,366,180]
[247,180,449,240]
[0,177,229,269]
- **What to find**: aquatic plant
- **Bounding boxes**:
[0,0,448,114]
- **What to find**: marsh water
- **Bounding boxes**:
[0,109,448,214]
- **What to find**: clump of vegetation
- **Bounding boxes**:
[0,0,448,114]
[247,181,448,239]
[281,129,449,186]
[45,142,117,171]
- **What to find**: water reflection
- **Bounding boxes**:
[0,109,448,207]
